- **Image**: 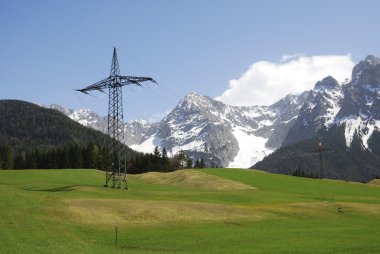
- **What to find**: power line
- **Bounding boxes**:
[114,45,183,101]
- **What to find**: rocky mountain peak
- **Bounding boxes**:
[181,91,208,105]
[177,92,224,113]
[365,55,380,66]
[131,119,148,125]
[352,55,380,85]
[313,76,339,91]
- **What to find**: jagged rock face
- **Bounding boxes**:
[337,56,380,117]
[135,93,249,167]
[335,55,380,149]
[283,56,380,150]
[124,120,154,145]
[266,92,309,148]
[130,92,306,167]
[255,55,380,182]
[351,55,380,86]
[283,76,343,145]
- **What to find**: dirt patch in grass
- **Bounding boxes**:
[133,170,255,191]
[65,199,261,226]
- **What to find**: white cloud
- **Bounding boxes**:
[216,54,354,106]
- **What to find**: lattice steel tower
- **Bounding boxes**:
[77,48,156,188]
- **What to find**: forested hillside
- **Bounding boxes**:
[0,100,110,149]
[0,100,136,169]
[254,125,380,182]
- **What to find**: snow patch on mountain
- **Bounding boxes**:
[171,140,205,155]
[322,89,344,126]
[130,136,162,153]
[339,116,362,147]
[228,127,274,168]
[337,116,380,149]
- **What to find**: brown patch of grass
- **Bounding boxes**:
[337,202,380,214]
[133,170,255,191]
[369,179,380,186]
[62,198,380,228]
[238,201,380,221]
[272,202,380,217]
[65,199,262,226]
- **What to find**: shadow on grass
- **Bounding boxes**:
[23,185,78,192]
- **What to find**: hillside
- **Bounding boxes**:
[0,99,136,161]
[0,168,380,253]
[254,125,380,182]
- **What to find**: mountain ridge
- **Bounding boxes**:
[52,91,308,168]
[254,55,380,181]
[47,54,380,181]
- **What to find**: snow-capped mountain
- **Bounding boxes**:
[282,55,380,149]
[255,55,380,182]
[48,104,155,145]
[334,55,380,149]
[51,54,380,175]
[51,91,307,168]
[129,92,307,167]
[283,76,344,145]
[50,104,108,133]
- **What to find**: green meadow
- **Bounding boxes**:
[1,168,380,253]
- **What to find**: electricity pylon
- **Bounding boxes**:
[77,47,156,188]
[311,138,329,179]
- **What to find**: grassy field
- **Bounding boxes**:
[0,168,380,253]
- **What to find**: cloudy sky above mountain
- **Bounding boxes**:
[216,54,355,106]
[1,1,379,120]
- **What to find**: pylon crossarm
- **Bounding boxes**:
[118,76,157,86]
[76,76,113,93]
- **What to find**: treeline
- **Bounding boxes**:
[0,144,206,173]
[4,144,108,169]
[128,147,205,174]
[292,166,319,179]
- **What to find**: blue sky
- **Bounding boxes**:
[1,0,380,121]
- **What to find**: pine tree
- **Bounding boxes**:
[200,158,205,168]
[85,143,99,169]
[1,145,14,169]
[161,147,170,172]
[28,150,38,169]
[0,148,3,169]
[194,159,200,168]
[153,146,161,158]
[186,157,193,169]
[69,145,83,168]
[176,150,187,169]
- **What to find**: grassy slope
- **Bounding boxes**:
[0,168,380,253]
